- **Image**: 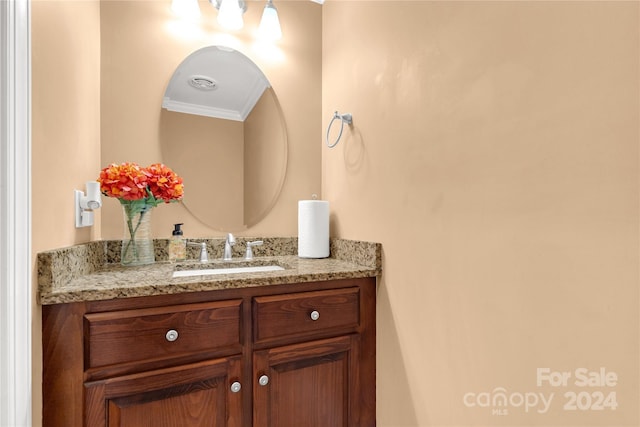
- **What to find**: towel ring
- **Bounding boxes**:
[326,111,353,148]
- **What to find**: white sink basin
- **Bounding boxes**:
[172,264,285,278]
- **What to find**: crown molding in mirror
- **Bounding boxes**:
[162,46,270,122]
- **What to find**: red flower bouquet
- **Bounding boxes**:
[98,162,184,265]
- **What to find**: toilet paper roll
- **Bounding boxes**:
[298,200,330,258]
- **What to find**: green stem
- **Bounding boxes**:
[122,207,148,263]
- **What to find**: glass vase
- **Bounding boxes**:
[121,204,155,266]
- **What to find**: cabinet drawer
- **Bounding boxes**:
[253,288,360,344]
[85,300,242,369]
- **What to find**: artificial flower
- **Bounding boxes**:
[146,163,184,202]
[97,162,184,265]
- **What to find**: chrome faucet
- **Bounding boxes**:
[223,233,236,260]
[187,241,209,263]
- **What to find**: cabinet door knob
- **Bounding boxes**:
[258,375,269,386]
[310,310,320,321]
[165,329,179,342]
[230,381,242,393]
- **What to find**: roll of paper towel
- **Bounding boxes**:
[298,199,329,258]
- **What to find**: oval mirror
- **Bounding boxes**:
[160,46,287,231]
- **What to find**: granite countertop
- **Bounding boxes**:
[38,237,382,305]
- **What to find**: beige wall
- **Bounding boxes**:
[32,0,102,250]
[160,111,245,229]
[323,1,639,425]
[244,89,287,226]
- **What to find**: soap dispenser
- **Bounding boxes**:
[169,223,186,262]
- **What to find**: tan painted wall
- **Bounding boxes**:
[244,89,287,226]
[160,110,245,229]
[323,2,639,425]
[32,0,102,250]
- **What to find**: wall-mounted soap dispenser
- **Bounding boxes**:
[75,181,102,228]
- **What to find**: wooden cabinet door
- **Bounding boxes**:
[253,335,361,427]
[85,357,243,427]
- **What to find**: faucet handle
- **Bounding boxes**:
[245,240,264,260]
[187,241,208,263]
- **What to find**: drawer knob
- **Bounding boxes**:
[310,310,320,321]
[258,375,269,386]
[165,329,179,342]
[230,381,242,393]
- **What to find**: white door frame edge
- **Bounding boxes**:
[0,0,33,426]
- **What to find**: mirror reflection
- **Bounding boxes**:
[160,46,287,231]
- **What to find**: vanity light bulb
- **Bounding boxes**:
[258,1,282,41]
[217,0,244,30]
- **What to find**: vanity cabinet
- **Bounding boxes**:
[42,277,376,427]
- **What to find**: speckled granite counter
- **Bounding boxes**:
[38,237,382,305]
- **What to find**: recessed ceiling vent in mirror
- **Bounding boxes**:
[162,46,270,121]
[189,75,217,91]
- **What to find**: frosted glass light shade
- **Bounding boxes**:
[217,0,244,30]
[171,0,201,20]
[258,1,282,41]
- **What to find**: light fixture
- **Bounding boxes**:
[171,0,201,20]
[216,0,244,30]
[75,181,102,228]
[258,0,282,41]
